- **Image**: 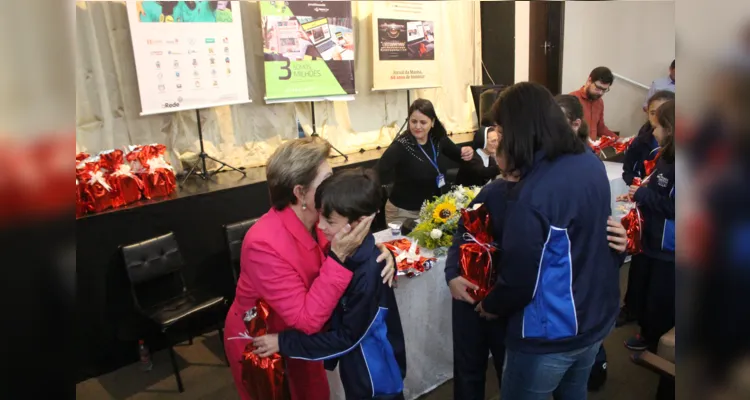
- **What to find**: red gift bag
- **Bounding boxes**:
[83,164,115,213]
[241,300,290,400]
[458,204,497,302]
[101,149,144,206]
[126,144,176,200]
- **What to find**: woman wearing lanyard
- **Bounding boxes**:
[377,99,474,224]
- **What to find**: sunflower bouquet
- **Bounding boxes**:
[408,185,483,251]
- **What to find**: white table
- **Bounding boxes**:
[327,230,453,400]
[603,161,627,216]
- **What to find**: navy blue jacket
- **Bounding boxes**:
[445,179,517,285]
[480,150,625,354]
[622,124,660,185]
[278,234,406,399]
[634,157,675,262]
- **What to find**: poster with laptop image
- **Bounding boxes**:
[372,1,441,91]
[378,19,434,61]
[260,1,355,103]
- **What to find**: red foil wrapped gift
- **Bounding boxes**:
[643,150,661,177]
[76,179,88,218]
[382,238,436,278]
[459,205,497,301]
[83,164,115,213]
[101,150,143,206]
[620,205,644,255]
[612,136,635,154]
[618,177,644,255]
[589,136,615,155]
[127,145,176,200]
[241,300,289,400]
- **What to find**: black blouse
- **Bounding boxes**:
[376,133,464,211]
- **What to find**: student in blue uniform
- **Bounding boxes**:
[470,82,624,400]
[446,92,628,399]
[253,168,406,400]
[624,100,676,353]
[618,90,675,327]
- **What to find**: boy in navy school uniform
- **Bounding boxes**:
[253,168,406,400]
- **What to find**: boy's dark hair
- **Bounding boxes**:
[670,59,675,69]
[589,66,615,85]
[656,100,676,163]
[315,168,382,222]
[555,94,590,144]
[490,82,584,174]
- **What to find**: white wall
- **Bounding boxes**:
[515,1,530,83]
[561,1,675,137]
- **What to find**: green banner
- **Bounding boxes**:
[260,1,355,101]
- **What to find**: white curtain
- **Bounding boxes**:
[76,1,482,171]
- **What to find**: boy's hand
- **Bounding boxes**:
[607,216,628,253]
[331,214,374,262]
[475,302,499,320]
[253,334,280,358]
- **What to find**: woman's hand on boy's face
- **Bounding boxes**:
[376,244,396,287]
[253,334,280,358]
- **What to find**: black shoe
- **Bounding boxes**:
[616,307,636,327]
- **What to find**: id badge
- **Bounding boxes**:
[436,174,446,188]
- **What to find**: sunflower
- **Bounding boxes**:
[432,202,457,223]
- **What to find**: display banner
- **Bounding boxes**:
[260,1,356,103]
[126,1,251,116]
[372,1,441,91]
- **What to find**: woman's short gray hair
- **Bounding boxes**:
[266,137,331,210]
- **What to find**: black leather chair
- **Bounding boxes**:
[224,218,258,284]
[121,232,226,393]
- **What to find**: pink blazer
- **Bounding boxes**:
[233,206,353,335]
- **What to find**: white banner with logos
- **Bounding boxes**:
[126,1,250,116]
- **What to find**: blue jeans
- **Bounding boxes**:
[501,341,602,400]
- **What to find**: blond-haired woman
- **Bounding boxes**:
[224,137,396,400]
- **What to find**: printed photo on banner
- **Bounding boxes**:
[260,1,356,102]
[378,18,434,61]
[137,1,234,23]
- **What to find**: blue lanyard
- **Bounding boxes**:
[417,139,440,172]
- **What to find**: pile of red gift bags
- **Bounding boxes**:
[76,144,176,217]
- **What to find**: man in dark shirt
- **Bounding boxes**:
[571,66,618,140]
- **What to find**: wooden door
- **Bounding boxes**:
[529,1,565,95]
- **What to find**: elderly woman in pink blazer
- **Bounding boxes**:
[224,137,396,400]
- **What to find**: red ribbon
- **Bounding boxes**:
[458,205,497,301]
[241,300,289,400]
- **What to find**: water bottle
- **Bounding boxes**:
[138,339,153,371]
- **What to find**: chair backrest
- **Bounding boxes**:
[224,218,258,283]
[121,232,187,310]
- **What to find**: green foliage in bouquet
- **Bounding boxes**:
[408,185,483,250]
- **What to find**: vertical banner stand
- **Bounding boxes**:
[309,101,348,161]
[180,108,247,187]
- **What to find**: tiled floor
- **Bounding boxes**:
[76,264,660,400]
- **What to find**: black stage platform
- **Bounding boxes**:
[76,134,472,383]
